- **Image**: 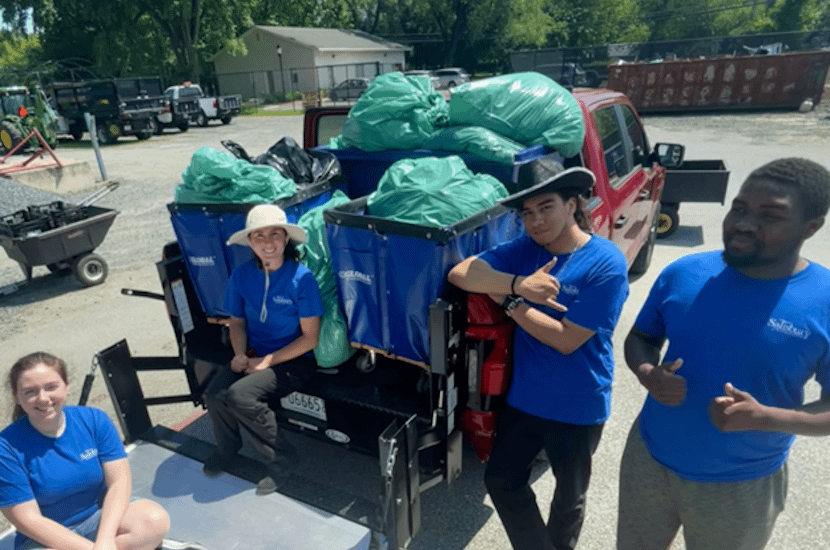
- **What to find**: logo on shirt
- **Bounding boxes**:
[767,318,811,340]
[188,255,215,267]
[560,284,579,296]
[80,448,98,461]
[271,295,293,306]
[338,270,372,285]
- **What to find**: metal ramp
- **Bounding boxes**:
[0,439,371,550]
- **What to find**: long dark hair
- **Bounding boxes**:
[8,352,68,422]
[557,187,594,232]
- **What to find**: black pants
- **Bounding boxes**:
[203,357,314,464]
[484,405,605,550]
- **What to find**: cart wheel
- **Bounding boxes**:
[73,253,108,287]
[356,352,376,374]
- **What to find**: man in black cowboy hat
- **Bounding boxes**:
[449,156,629,550]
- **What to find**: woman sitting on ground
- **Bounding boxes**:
[0,351,171,550]
[202,204,323,496]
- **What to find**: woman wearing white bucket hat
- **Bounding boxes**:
[202,204,323,496]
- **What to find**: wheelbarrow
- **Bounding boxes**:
[0,182,119,287]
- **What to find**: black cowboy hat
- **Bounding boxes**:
[500,155,595,210]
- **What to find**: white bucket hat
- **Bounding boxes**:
[226,204,307,246]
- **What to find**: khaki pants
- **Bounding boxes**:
[617,418,787,550]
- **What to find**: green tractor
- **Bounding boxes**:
[0,85,59,154]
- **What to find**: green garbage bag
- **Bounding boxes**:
[423,126,526,165]
[448,72,585,158]
[175,146,297,203]
[339,72,449,151]
[367,156,508,226]
[297,190,356,368]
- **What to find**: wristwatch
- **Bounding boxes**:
[500,294,525,317]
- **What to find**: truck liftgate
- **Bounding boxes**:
[89,241,470,549]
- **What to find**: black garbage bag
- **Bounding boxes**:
[221,137,342,185]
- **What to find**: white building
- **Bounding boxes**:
[211,26,411,98]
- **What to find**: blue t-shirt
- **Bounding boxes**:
[0,406,127,545]
[479,233,629,424]
[635,251,830,482]
[223,258,324,356]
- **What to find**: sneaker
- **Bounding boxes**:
[157,539,210,550]
[255,463,292,496]
[202,452,234,477]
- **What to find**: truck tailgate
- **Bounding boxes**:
[662,159,730,204]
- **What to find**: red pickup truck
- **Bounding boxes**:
[304,88,684,276]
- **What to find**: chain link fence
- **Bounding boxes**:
[216,61,404,109]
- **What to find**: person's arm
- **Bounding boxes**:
[93,458,132,550]
[448,256,567,311]
[624,326,686,406]
[245,316,321,373]
[227,316,249,373]
[2,501,95,550]
[498,298,595,355]
[709,383,830,436]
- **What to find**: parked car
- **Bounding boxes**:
[403,69,441,89]
[328,78,371,101]
[433,67,470,89]
[163,83,242,127]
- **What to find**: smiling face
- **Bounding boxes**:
[14,363,69,434]
[520,192,577,252]
[722,177,823,277]
[248,226,288,269]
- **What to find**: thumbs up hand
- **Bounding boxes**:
[640,358,686,406]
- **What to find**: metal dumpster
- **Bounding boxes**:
[607,50,830,112]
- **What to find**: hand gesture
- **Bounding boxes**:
[515,258,567,312]
[230,354,249,373]
[641,358,686,406]
[709,383,770,432]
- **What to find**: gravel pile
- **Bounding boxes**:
[0,177,77,216]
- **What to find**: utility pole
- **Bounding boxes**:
[277,45,287,98]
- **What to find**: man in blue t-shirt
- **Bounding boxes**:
[449,156,629,550]
[618,158,830,550]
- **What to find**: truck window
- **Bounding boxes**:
[179,87,201,98]
[317,114,348,147]
[621,105,647,167]
[593,107,627,185]
[116,79,140,99]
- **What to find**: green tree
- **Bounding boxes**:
[0,30,41,78]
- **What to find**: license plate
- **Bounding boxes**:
[280,391,326,421]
